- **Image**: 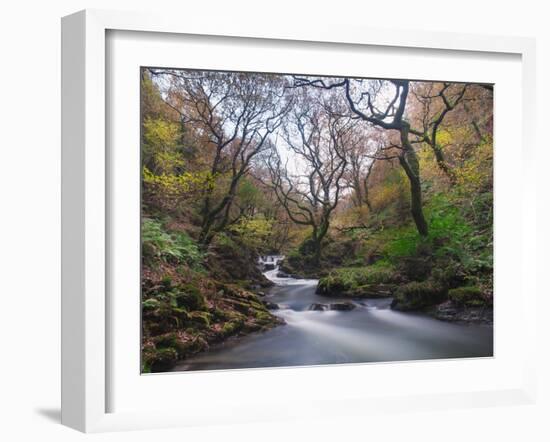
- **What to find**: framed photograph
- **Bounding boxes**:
[61,9,537,432]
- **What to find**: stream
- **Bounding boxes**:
[172,256,493,371]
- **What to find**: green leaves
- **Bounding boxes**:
[142,218,204,269]
[229,216,275,253]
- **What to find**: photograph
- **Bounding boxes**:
[140,67,494,373]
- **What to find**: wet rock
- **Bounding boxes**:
[309,303,329,311]
[427,300,493,324]
[263,301,279,310]
[263,263,276,271]
[353,284,396,298]
[276,271,291,278]
[329,302,356,311]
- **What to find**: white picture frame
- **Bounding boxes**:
[61,9,537,433]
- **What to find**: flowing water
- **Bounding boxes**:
[172,256,493,371]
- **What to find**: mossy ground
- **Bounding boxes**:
[141,224,282,373]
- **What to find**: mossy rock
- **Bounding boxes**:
[227,299,253,314]
[317,266,400,297]
[144,310,180,335]
[351,283,396,298]
[254,310,275,325]
[211,307,228,321]
[220,319,244,338]
[147,347,178,373]
[391,280,447,311]
[431,262,467,288]
[152,332,178,349]
[174,284,205,310]
[171,306,190,322]
[188,311,212,328]
[448,286,485,307]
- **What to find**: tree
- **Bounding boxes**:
[293,77,477,237]
[343,126,386,211]
[263,96,352,262]
[409,82,469,183]
[149,69,290,245]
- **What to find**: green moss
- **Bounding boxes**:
[145,347,178,373]
[188,311,212,328]
[211,307,228,321]
[448,286,485,306]
[171,306,189,322]
[142,298,160,311]
[174,284,205,310]
[392,280,447,311]
[152,332,178,349]
[221,319,244,337]
[254,310,274,324]
[317,265,400,296]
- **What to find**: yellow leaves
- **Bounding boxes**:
[436,129,453,147]
[369,169,408,212]
[229,216,275,250]
[231,217,273,238]
[155,151,185,173]
[454,138,493,194]
[142,166,216,198]
[143,117,181,152]
[142,117,184,174]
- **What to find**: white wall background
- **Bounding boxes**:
[0,1,547,441]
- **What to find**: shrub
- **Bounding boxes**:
[142,298,160,311]
[142,218,203,268]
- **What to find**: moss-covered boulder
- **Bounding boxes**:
[143,347,178,373]
[329,302,356,311]
[448,286,486,307]
[188,311,212,328]
[391,280,447,311]
[316,266,401,298]
[174,284,206,310]
[219,319,244,338]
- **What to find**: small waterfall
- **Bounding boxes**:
[258,254,284,268]
[258,254,318,286]
[258,254,285,282]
